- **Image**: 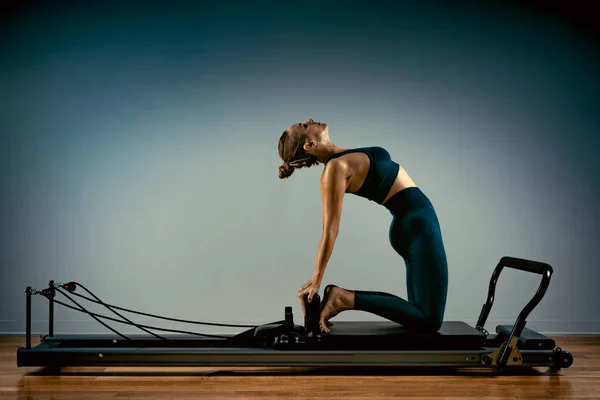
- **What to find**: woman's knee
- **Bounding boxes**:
[425,316,443,332]
[415,313,443,333]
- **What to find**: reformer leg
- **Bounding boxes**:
[48,280,55,337]
[25,287,32,350]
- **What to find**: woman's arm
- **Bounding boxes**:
[311,160,349,282]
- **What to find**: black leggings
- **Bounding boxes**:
[353,187,448,333]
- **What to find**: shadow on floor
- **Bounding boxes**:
[24,365,564,377]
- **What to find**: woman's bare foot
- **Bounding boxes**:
[319,286,355,334]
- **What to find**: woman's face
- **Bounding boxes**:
[287,118,328,139]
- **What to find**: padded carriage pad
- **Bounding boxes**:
[321,321,486,350]
[496,325,555,350]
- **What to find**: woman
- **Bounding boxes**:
[277,118,448,334]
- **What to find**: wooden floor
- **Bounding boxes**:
[1,335,599,399]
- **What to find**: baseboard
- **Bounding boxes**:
[2,319,599,335]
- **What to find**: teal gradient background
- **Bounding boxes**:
[1,1,599,334]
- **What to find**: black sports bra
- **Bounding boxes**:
[324,146,400,204]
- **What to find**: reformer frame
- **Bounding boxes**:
[16,256,573,371]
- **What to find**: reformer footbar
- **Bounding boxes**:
[16,256,574,372]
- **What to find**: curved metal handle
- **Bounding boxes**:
[499,256,553,275]
[476,256,554,367]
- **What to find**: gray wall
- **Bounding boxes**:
[1,1,599,336]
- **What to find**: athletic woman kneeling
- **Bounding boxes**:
[277,118,449,334]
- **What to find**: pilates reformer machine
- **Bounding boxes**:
[16,256,573,372]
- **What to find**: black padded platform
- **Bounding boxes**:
[40,321,486,351]
[327,321,481,336]
[496,325,556,350]
[322,321,485,350]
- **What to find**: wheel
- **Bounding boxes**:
[550,347,573,371]
[559,349,573,368]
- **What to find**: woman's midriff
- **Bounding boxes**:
[381,166,417,205]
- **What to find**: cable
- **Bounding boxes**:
[54,287,169,340]
[54,284,167,340]
[68,281,258,328]
[51,298,230,339]
[38,281,257,340]
[45,288,130,340]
